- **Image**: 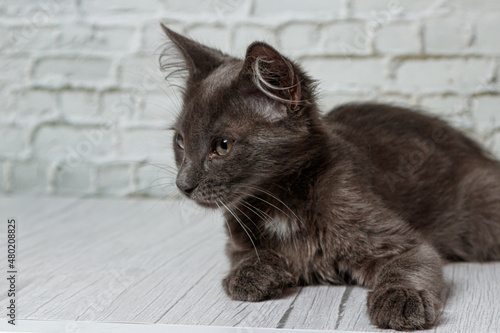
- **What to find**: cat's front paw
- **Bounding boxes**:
[222,264,287,302]
[367,286,440,331]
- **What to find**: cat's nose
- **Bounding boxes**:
[176,181,197,197]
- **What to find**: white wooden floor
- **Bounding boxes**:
[0,196,499,333]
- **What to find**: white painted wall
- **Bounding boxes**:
[1,0,499,197]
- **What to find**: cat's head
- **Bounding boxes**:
[160,24,323,208]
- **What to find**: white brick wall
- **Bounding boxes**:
[1,0,499,198]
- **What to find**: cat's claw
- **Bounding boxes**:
[222,264,285,302]
[367,287,440,331]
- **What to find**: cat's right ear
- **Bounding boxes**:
[160,24,226,80]
[240,42,303,113]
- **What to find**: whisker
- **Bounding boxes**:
[232,202,262,233]
[144,162,178,174]
[240,200,271,223]
[237,191,292,223]
[240,198,281,236]
[221,199,257,239]
[148,190,181,212]
[241,184,303,224]
[220,199,260,263]
[216,200,234,244]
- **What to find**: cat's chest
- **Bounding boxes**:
[262,215,353,284]
[263,216,299,241]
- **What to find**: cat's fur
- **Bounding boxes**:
[160,24,500,330]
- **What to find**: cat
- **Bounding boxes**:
[159,24,500,331]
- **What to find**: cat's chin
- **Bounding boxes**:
[193,196,242,210]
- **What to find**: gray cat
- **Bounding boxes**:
[160,24,500,330]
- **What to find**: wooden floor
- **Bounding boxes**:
[1,195,499,333]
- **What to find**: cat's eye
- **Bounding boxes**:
[214,139,233,156]
[176,133,184,150]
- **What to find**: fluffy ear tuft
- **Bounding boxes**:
[160,24,226,80]
[241,42,302,111]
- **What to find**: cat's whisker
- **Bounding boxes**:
[240,200,272,223]
[147,172,176,180]
[142,99,181,119]
[149,177,176,184]
[216,200,234,244]
[231,202,262,234]
[128,175,176,195]
[221,199,258,240]
[240,184,304,224]
[153,75,184,105]
[144,162,178,174]
[140,172,177,184]
[148,83,183,115]
[143,170,177,186]
[128,184,177,197]
[239,199,283,236]
[236,191,293,224]
[127,165,179,206]
[219,199,260,263]
[147,188,182,212]
[145,182,177,191]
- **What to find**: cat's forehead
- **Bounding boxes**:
[177,61,245,132]
[199,60,242,98]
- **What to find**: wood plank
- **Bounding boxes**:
[0,195,79,222]
[435,263,500,332]
[335,286,384,332]
[18,198,225,323]
[336,263,500,332]
[5,196,300,328]
[154,224,299,328]
[159,268,298,328]
[0,319,362,333]
[94,223,225,323]
[18,198,156,319]
[2,195,499,332]
[280,285,347,330]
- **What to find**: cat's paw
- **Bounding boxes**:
[222,264,286,302]
[367,286,439,331]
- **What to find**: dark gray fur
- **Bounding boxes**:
[160,24,500,331]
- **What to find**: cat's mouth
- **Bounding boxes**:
[176,177,246,209]
[188,188,242,209]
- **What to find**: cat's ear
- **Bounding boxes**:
[241,42,302,112]
[160,24,226,79]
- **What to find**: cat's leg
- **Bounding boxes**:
[361,242,445,330]
[222,249,297,302]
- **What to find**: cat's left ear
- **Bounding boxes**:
[240,42,302,112]
[160,24,226,80]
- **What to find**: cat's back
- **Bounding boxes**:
[323,102,500,261]
[323,102,498,231]
[323,102,486,163]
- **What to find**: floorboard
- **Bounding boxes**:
[1,195,499,332]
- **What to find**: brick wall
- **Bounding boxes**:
[1,0,499,197]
